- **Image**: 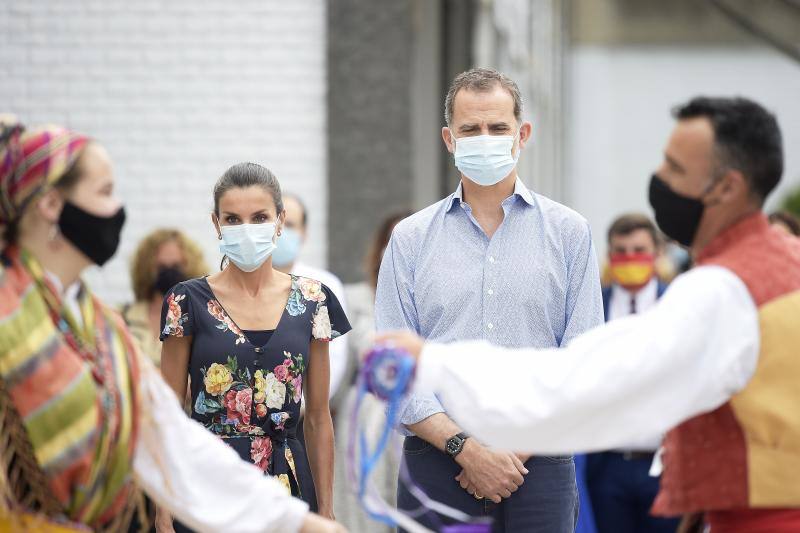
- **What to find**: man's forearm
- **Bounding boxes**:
[406,412,463,452]
[407,412,483,475]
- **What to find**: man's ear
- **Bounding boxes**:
[442,127,456,154]
[718,169,748,206]
[36,189,65,225]
[518,121,533,150]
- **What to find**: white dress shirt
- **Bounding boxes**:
[291,262,349,400]
[414,266,760,455]
[608,278,658,321]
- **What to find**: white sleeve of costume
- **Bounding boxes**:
[132,359,309,533]
[414,266,760,454]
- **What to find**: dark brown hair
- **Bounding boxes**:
[213,162,283,216]
[673,97,783,204]
[607,213,660,248]
[444,68,523,126]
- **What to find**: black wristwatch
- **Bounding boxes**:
[445,432,470,459]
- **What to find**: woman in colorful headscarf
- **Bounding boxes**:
[0,116,345,533]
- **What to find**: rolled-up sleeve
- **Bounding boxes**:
[374,230,445,430]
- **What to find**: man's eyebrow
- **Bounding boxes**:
[665,153,686,174]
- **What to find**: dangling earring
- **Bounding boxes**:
[48,225,59,242]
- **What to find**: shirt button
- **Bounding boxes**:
[487,323,494,330]
[489,256,496,264]
[487,289,494,295]
[254,347,263,353]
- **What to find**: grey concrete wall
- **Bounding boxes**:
[327,0,415,283]
[572,0,799,45]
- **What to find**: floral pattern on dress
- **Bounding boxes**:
[271,411,290,431]
[278,474,291,494]
[299,278,327,303]
[166,275,351,501]
[203,362,233,395]
[251,436,273,472]
[285,275,324,318]
[285,276,307,317]
[311,304,342,341]
[207,300,247,345]
[194,356,263,436]
[252,351,306,417]
[192,351,307,461]
[162,293,188,337]
[285,446,301,497]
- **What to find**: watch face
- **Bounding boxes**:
[446,436,463,455]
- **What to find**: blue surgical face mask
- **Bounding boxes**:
[452,130,521,187]
[272,227,303,268]
[219,222,277,272]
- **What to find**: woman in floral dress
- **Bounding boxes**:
[158,163,350,532]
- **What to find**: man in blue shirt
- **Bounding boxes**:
[375,67,603,532]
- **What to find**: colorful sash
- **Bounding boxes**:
[0,247,140,529]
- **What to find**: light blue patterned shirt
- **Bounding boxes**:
[375,178,604,433]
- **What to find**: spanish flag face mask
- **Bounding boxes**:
[609,253,656,292]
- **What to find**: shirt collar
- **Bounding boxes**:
[696,211,769,264]
[44,270,84,328]
[612,276,658,301]
[446,177,536,212]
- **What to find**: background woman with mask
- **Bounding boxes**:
[158,163,350,532]
[123,228,209,366]
[0,117,344,532]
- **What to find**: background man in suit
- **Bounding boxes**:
[584,213,680,533]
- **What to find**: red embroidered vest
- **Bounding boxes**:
[652,214,800,525]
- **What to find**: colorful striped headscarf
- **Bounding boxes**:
[0,115,89,240]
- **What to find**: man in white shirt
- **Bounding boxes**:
[274,193,349,400]
[586,213,678,533]
[378,97,800,532]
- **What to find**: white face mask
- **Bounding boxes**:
[219,222,277,272]
[452,130,521,186]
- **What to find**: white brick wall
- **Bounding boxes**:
[1,0,327,304]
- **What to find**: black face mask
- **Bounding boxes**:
[58,201,126,266]
[648,174,708,248]
[154,265,187,296]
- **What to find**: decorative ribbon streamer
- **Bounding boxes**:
[348,344,491,533]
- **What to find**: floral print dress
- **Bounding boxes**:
[160,275,350,513]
